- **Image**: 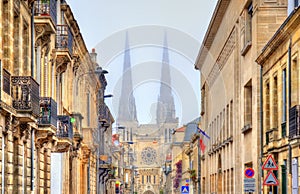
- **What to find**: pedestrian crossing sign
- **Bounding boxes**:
[262,155,278,170]
[181,185,189,194]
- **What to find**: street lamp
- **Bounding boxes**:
[75,68,108,95]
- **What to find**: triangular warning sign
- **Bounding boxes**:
[263,171,279,186]
[182,187,188,192]
[262,155,278,170]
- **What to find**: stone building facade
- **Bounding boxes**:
[195,0,289,193]
[0,0,113,194]
[256,6,300,194]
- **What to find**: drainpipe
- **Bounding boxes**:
[31,127,35,192]
[288,39,292,175]
[259,65,263,194]
[31,2,35,78]
[2,128,5,194]
[30,2,35,192]
[87,157,90,194]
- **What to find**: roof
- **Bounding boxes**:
[195,0,231,70]
[175,126,186,132]
[183,123,198,142]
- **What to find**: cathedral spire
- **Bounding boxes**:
[156,33,178,124]
[117,32,138,123]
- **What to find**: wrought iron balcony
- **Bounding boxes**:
[99,103,111,126]
[34,0,57,24]
[57,115,73,139]
[56,25,73,55]
[11,76,40,116]
[38,97,57,126]
[289,105,300,139]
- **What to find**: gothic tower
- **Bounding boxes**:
[156,33,178,125]
[117,32,138,123]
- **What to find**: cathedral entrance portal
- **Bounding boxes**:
[143,191,155,194]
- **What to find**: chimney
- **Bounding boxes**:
[90,48,97,64]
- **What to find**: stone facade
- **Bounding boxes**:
[0,1,113,194]
[256,6,300,194]
[195,0,289,193]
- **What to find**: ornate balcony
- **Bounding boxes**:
[57,115,73,138]
[38,97,57,126]
[34,0,57,34]
[54,115,73,152]
[11,76,40,119]
[99,103,111,127]
[36,97,57,147]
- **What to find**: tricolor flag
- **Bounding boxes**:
[197,127,210,139]
[199,138,206,154]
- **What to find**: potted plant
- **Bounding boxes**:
[188,169,197,183]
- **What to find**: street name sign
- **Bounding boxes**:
[244,178,256,192]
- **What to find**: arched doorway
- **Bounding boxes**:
[143,190,155,194]
[217,154,222,194]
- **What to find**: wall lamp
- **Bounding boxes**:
[75,69,108,95]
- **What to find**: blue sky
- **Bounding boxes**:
[67,0,218,125]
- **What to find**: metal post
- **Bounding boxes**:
[197,137,201,194]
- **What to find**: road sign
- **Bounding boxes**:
[244,168,255,178]
[262,155,278,170]
[263,171,279,186]
[244,178,256,192]
[181,185,189,194]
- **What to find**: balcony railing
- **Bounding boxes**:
[289,105,300,139]
[3,69,10,95]
[11,76,40,116]
[57,115,73,139]
[56,25,73,55]
[38,97,57,126]
[34,0,57,24]
[99,103,111,126]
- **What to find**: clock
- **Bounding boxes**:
[141,147,157,165]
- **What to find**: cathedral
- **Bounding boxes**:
[117,32,178,194]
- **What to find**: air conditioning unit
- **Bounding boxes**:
[289,105,300,138]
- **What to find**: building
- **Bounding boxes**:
[256,6,300,194]
[0,0,113,193]
[116,32,178,194]
[195,0,289,193]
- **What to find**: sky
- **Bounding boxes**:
[67,0,218,126]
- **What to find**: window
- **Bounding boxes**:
[281,160,287,194]
[273,76,278,128]
[282,68,287,137]
[291,58,298,107]
[201,85,206,115]
[13,13,20,75]
[86,92,90,126]
[265,82,270,130]
[241,1,253,55]
[244,80,252,127]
